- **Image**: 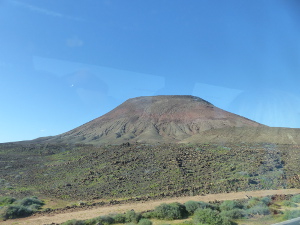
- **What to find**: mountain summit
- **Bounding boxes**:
[41,95,263,144]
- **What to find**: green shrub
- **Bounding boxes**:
[85,215,114,225]
[17,196,44,208]
[282,201,297,207]
[220,209,247,219]
[112,213,126,223]
[0,205,33,220]
[152,202,187,220]
[84,218,98,225]
[184,201,210,215]
[61,219,85,225]
[246,197,267,208]
[138,218,152,225]
[0,196,44,220]
[246,197,259,207]
[261,197,272,206]
[141,211,155,219]
[0,196,16,206]
[193,208,234,225]
[220,200,243,211]
[283,210,300,220]
[291,195,300,203]
[28,204,42,211]
[125,210,142,223]
[99,215,114,224]
[247,205,270,216]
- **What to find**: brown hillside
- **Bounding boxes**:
[181,126,300,144]
[41,95,264,144]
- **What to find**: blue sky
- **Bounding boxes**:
[1,0,300,143]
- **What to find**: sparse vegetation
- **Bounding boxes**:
[56,195,300,225]
[0,142,295,201]
[246,205,271,216]
[193,208,234,225]
[283,209,300,220]
[0,196,16,206]
[246,197,268,208]
[138,218,152,225]
[261,196,272,205]
[282,200,297,207]
[125,210,142,223]
[291,194,300,203]
[112,213,126,223]
[1,194,299,224]
[147,202,187,220]
[84,215,114,225]
[61,219,85,225]
[220,200,243,211]
[0,196,44,220]
[1,142,300,224]
[184,201,211,215]
[220,208,247,219]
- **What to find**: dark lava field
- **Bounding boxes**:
[1,142,300,201]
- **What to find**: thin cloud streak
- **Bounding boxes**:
[10,0,85,21]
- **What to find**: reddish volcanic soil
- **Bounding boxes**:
[39,95,264,145]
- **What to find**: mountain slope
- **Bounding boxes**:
[181,127,300,144]
[40,95,264,144]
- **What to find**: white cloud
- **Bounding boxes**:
[10,0,84,21]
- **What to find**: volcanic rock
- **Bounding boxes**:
[41,95,264,144]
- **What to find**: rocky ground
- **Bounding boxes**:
[1,142,300,201]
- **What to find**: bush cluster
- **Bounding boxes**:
[125,210,142,223]
[184,201,213,215]
[260,196,272,206]
[61,219,85,225]
[62,201,234,225]
[220,200,243,211]
[84,215,115,225]
[291,194,300,203]
[246,197,270,208]
[283,210,300,220]
[0,196,44,220]
[112,213,126,223]
[220,208,247,219]
[149,202,188,220]
[246,205,270,216]
[0,196,16,206]
[193,208,235,225]
[3,195,291,224]
[61,211,143,225]
[282,200,297,208]
[61,194,300,225]
[137,218,152,225]
[241,197,273,217]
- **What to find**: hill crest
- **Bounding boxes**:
[39,95,264,144]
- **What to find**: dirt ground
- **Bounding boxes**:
[3,189,300,225]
